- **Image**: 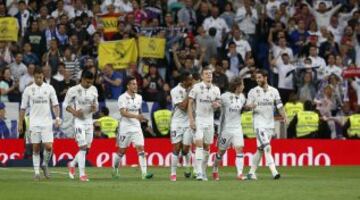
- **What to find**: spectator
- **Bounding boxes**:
[44,17,58,49]
[213,61,229,93]
[126,63,143,88]
[9,53,27,81]
[226,41,245,76]
[298,72,317,102]
[53,62,66,82]
[239,55,257,96]
[22,43,40,66]
[45,39,62,75]
[102,63,124,100]
[142,64,164,102]
[57,68,76,102]
[19,63,35,93]
[308,45,327,79]
[95,107,118,138]
[196,1,210,27]
[235,0,258,47]
[14,0,30,37]
[203,5,230,47]
[51,0,75,19]
[177,0,197,30]
[23,20,46,58]
[315,85,337,138]
[227,26,252,62]
[70,16,90,46]
[222,59,235,81]
[319,31,339,58]
[0,68,18,102]
[56,23,69,49]
[195,26,217,63]
[0,102,10,139]
[303,1,342,28]
[289,19,309,56]
[0,42,12,67]
[324,54,342,78]
[62,47,80,81]
[42,65,59,88]
[220,2,235,28]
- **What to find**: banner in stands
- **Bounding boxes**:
[1,139,360,167]
[98,39,138,69]
[138,37,166,58]
[0,17,19,41]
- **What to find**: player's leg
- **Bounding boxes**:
[30,128,41,180]
[112,133,129,178]
[263,129,280,179]
[170,127,182,181]
[201,125,214,181]
[134,131,153,179]
[247,128,264,180]
[212,132,230,181]
[233,131,245,180]
[78,125,94,181]
[41,126,54,179]
[194,124,205,180]
[182,127,193,178]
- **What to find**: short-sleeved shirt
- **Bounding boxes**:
[170,84,188,126]
[105,71,124,99]
[246,86,283,129]
[188,82,221,126]
[118,92,142,132]
[220,92,246,130]
[63,84,98,125]
[20,83,59,127]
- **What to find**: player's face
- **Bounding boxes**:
[201,70,212,83]
[127,79,138,93]
[183,76,193,88]
[81,78,94,89]
[34,73,44,86]
[255,73,266,87]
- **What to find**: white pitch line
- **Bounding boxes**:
[0,167,68,175]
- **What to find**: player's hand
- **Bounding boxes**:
[190,120,196,131]
[137,114,146,122]
[54,117,62,128]
[73,109,84,119]
[212,101,221,109]
[91,103,97,113]
[18,125,24,136]
[247,103,257,109]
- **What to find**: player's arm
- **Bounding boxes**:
[91,89,99,113]
[275,90,287,123]
[245,90,256,109]
[50,86,61,124]
[18,89,29,135]
[187,97,196,130]
[212,88,221,109]
[63,88,83,118]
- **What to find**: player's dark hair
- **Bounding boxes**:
[180,70,191,82]
[201,66,212,74]
[33,67,43,75]
[228,76,243,93]
[124,76,137,87]
[101,107,110,116]
[192,72,201,81]
[81,70,94,80]
[255,69,268,77]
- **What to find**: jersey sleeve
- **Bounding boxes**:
[188,85,197,99]
[215,87,221,100]
[49,86,59,106]
[92,87,99,107]
[171,88,183,105]
[63,87,75,108]
[20,87,30,110]
[117,95,126,110]
[246,89,255,106]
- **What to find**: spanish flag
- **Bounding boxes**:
[138,36,166,59]
[0,17,19,42]
[98,39,138,69]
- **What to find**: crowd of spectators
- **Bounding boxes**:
[1,0,360,139]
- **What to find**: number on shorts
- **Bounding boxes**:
[119,136,126,142]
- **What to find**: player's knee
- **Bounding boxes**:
[264,145,271,153]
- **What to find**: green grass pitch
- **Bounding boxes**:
[0,166,359,200]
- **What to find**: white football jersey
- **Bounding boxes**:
[20,83,59,127]
[188,81,221,125]
[118,92,142,132]
[219,92,246,130]
[63,84,98,125]
[170,84,189,127]
[246,85,283,129]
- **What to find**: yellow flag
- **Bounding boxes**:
[98,39,138,69]
[99,15,118,33]
[138,36,166,58]
[0,17,19,42]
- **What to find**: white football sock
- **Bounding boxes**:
[213,153,222,173]
[138,152,147,175]
[113,153,123,169]
[249,150,263,175]
[78,150,86,177]
[32,153,40,175]
[195,147,203,175]
[183,152,191,173]
[235,153,244,176]
[264,146,278,177]
[170,153,178,175]
[202,150,209,176]
[70,152,80,167]
[42,149,52,167]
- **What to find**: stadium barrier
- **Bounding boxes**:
[1,139,359,167]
